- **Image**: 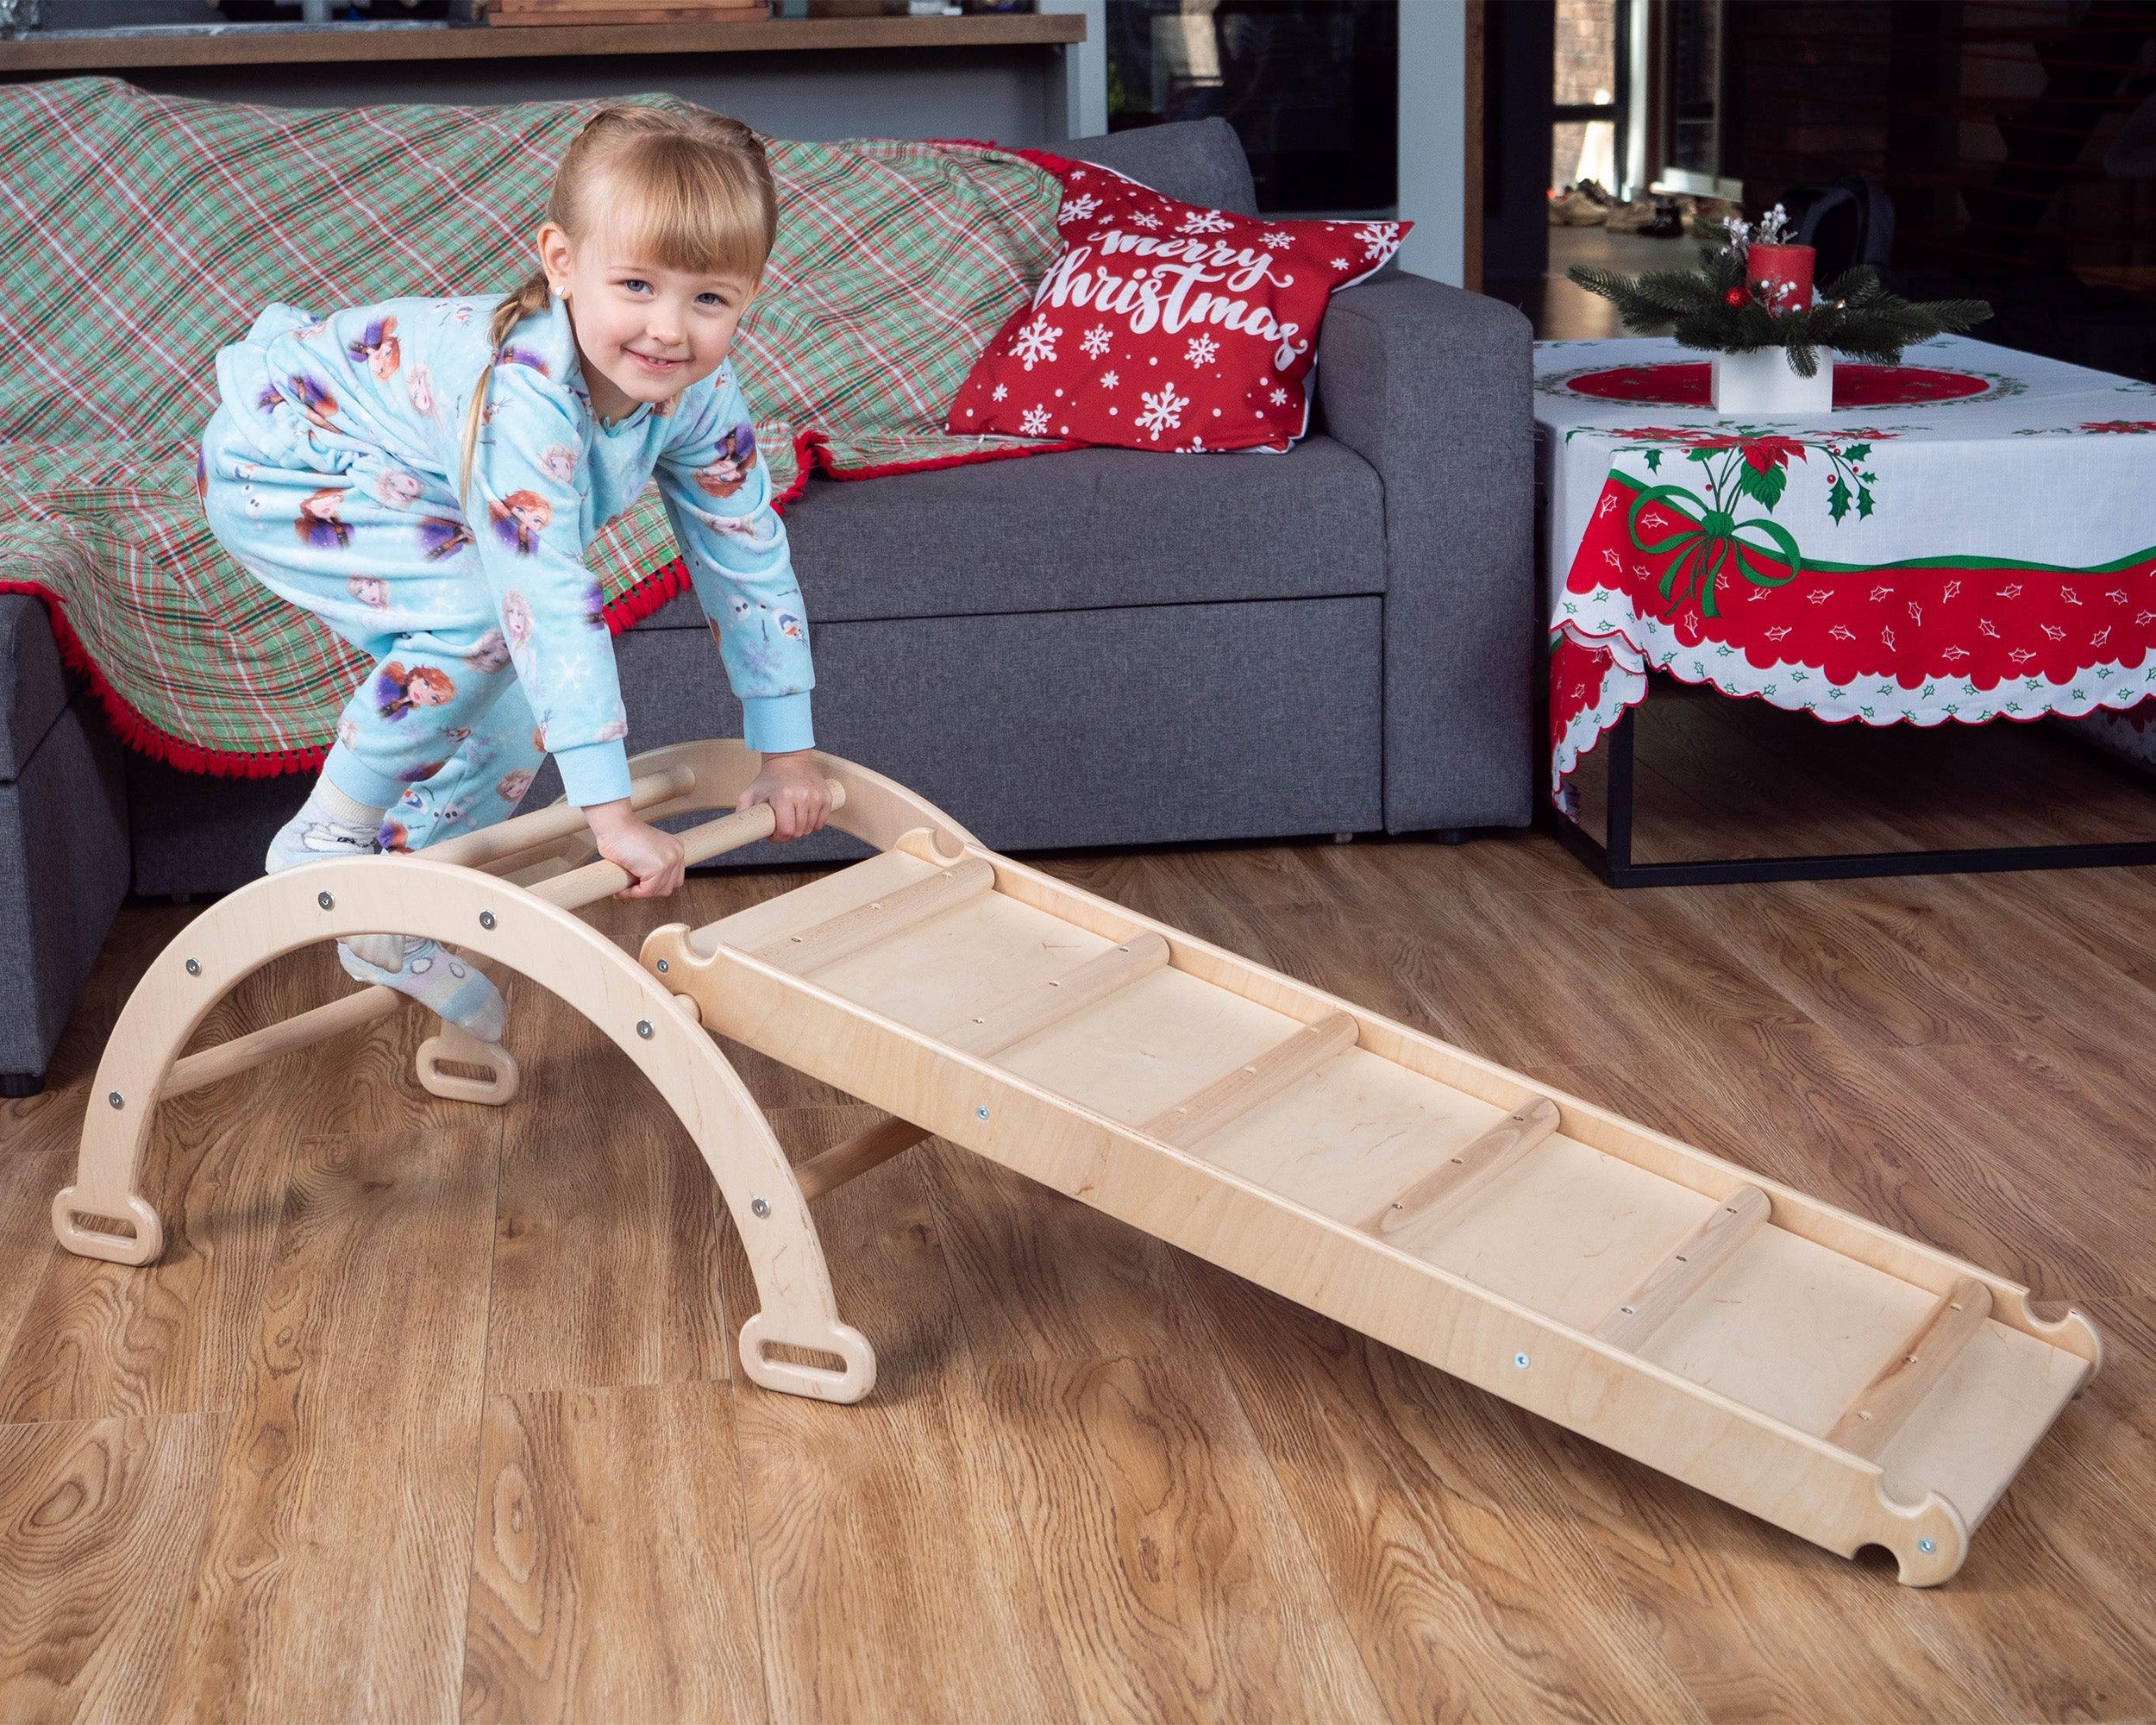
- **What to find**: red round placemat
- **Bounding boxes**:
[1559,361,1993,408]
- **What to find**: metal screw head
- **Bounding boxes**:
[1918,1538,1934,1554]
[479,910,496,930]
[975,1105,991,1120]
[108,1090,124,1110]
[317,890,335,910]
[655,957,669,973]
[1514,1352,1531,1369]
[750,1197,771,1218]
[636,1019,655,1039]
[185,957,201,976]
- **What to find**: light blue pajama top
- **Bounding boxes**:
[216,290,812,807]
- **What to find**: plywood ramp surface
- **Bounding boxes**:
[664,834,2099,1586]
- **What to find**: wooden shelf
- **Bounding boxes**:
[0,12,1082,73]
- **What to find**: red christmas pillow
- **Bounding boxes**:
[945,158,1409,455]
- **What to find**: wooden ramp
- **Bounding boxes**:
[51,742,2098,1589]
[642,824,2101,1589]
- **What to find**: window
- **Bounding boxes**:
[1105,0,1400,216]
[1553,0,1626,194]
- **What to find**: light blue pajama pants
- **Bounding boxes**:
[198,401,548,851]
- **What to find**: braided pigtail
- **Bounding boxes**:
[455,273,555,509]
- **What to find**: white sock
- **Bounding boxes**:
[266,781,398,969]
[339,937,507,1044]
[313,779,386,828]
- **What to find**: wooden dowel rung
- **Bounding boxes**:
[1141,1012,1360,1150]
[166,985,403,1097]
[1593,1184,1771,1352]
[429,764,695,872]
[742,856,998,975]
[794,1117,934,1200]
[1825,1276,1994,1460]
[1360,1096,1562,1243]
[539,781,846,914]
[943,932,1172,1058]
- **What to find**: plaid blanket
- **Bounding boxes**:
[0,76,1069,775]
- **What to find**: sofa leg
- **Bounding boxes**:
[1332,831,1356,845]
[1433,827,1470,846]
[1,1070,46,1098]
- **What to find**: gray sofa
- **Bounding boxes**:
[0,116,1533,1094]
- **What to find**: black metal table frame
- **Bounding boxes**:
[1543,705,2156,889]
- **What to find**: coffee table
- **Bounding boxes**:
[1536,334,2156,886]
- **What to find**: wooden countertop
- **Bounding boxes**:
[0,11,1084,72]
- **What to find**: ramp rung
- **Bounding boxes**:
[1826,1276,1994,1459]
[1593,1184,1772,1352]
[1361,1097,1561,1244]
[795,1117,934,1200]
[944,932,1172,1058]
[745,857,998,975]
[1141,1011,1360,1149]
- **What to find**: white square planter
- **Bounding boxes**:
[1710,348,1834,417]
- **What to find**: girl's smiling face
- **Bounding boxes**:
[536,211,757,426]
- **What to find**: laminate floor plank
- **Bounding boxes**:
[1304,883,1818,1076]
[484,995,736,1396]
[1180,1260,1714,1725]
[0,940,456,1428]
[460,1381,768,1725]
[973,1349,1391,1725]
[717,1103,1082,1725]
[0,1413,225,1725]
[154,1126,498,1725]
[0,1133,76,1377]
[1653,870,2156,1066]
[917,1140,1213,1368]
[0,1083,296,1428]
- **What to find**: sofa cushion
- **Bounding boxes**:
[636,432,1384,629]
[948,162,1407,455]
[1058,118,1261,218]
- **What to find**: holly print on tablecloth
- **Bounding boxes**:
[2012,419,2156,436]
[1582,426,1890,621]
[1547,510,2156,800]
[1561,470,2156,690]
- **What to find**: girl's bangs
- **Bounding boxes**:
[598,152,773,283]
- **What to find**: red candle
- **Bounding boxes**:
[1746,242,1815,315]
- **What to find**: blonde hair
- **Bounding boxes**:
[456,104,779,505]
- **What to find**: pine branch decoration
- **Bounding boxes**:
[1565,236,1990,373]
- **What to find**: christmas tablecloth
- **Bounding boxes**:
[1539,334,2156,806]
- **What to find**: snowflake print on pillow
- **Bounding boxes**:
[947,155,1410,455]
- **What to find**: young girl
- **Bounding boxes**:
[198,104,830,1042]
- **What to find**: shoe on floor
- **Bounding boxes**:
[1639,198,1686,240]
[1548,187,1608,227]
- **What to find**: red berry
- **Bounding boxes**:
[1724,286,1747,306]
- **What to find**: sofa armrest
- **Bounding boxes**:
[0,595,129,1089]
[1317,272,1537,831]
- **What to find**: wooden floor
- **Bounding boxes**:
[5,704,2156,1722]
